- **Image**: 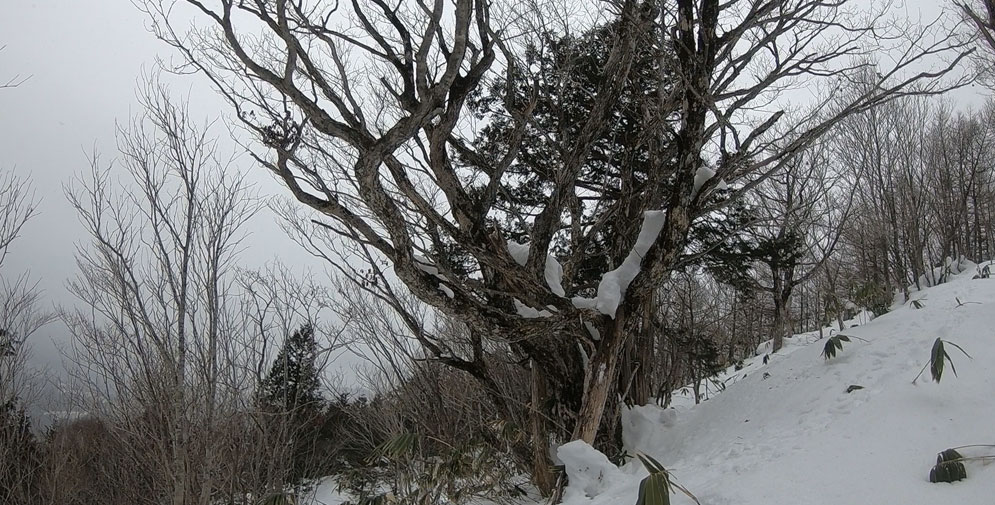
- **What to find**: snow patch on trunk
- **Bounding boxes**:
[692,166,716,197]
[573,211,666,318]
[507,240,567,297]
[414,255,454,298]
[514,298,553,318]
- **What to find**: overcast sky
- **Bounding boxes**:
[0,0,990,395]
[0,1,329,386]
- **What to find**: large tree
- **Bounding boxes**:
[957,0,995,82]
[139,0,970,494]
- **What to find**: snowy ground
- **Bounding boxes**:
[307,479,351,505]
[562,260,995,505]
[312,261,995,505]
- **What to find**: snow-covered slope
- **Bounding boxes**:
[560,262,995,505]
[311,263,995,505]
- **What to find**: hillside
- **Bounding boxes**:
[559,261,995,505]
[309,261,995,505]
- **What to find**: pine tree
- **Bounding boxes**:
[257,324,333,487]
[258,324,324,413]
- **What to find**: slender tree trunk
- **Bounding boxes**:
[771,273,793,352]
[529,361,555,496]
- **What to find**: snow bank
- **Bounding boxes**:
[556,441,625,502]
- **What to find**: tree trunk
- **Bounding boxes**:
[771,273,792,353]
[571,310,628,444]
[529,361,555,496]
[619,295,655,407]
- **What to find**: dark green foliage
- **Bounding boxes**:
[822,335,851,360]
[371,432,420,462]
[914,338,972,384]
[465,15,758,292]
[464,17,681,284]
[343,428,522,505]
[852,281,892,316]
[930,461,967,483]
[635,454,672,505]
[257,324,332,486]
[692,200,764,294]
[681,332,724,379]
[929,449,967,483]
[753,230,806,274]
[349,495,390,505]
[931,338,949,381]
[258,324,324,413]
[634,454,700,505]
[938,448,963,463]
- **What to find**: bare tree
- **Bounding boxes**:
[833,85,936,296]
[0,172,47,400]
[957,0,995,83]
[63,80,258,505]
[747,137,854,351]
[922,104,995,266]
[233,262,351,499]
[0,46,29,89]
[136,0,971,493]
[0,173,50,505]
[0,69,51,502]
[330,277,533,504]
[236,262,344,392]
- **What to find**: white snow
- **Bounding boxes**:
[918,255,971,288]
[317,255,995,505]
[583,321,601,341]
[507,240,567,297]
[556,261,995,505]
[507,241,530,266]
[514,298,554,319]
[545,254,566,297]
[692,166,716,198]
[574,211,666,318]
[414,255,455,298]
[572,296,598,310]
[306,478,350,504]
[556,441,625,502]
[414,255,439,275]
